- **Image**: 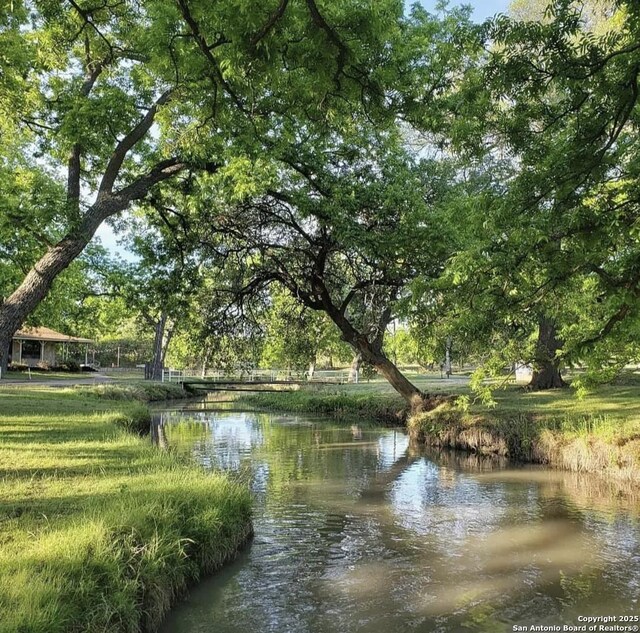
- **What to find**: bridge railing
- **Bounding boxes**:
[161,368,352,384]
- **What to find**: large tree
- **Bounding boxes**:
[159,126,461,404]
[413,0,640,391]
[484,0,640,386]
[0,0,433,374]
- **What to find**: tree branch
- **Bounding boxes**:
[305,0,349,88]
[251,0,289,48]
[113,158,187,205]
[175,0,248,113]
[98,90,173,197]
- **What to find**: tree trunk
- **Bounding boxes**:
[349,352,362,383]
[0,205,115,375]
[0,159,186,376]
[150,316,165,381]
[201,346,212,379]
[444,335,452,377]
[529,316,566,390]
[283,277,425,404]
[367,349,423,403]
[319,295,423,404]
[160,323,174,368]
[149,312,174,381]
[307,358,316,380]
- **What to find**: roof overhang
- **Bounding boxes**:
[13,328,94,344]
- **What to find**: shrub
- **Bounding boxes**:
[113,404,152,435]
[56,360,81,372]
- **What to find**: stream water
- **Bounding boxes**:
[155,402,640,633]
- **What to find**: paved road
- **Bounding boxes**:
[0,374,115,387]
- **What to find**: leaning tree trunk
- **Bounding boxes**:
[321,299,423,404]
[529,316,566,390]
[0,205,117,375]
[306,283,424,405]
[366,348,424,403]
[0,82,186,377]
[0,159,187,376]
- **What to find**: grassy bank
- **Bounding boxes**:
[410,382,640,482]
[0,383,252,633]
[237,388,408,424]
[239,376,640,482]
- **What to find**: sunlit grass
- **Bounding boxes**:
[0,384,252,633]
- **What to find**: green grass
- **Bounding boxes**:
[236,371,468,422]
[237,387,408,424]
[0,383,252,633]
[79,381,187,403]
[412,377,640,481]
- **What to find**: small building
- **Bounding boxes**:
[10,327,94,367]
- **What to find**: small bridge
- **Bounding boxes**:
[161,368,354,390]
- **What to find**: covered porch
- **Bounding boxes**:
[10,327,94,368]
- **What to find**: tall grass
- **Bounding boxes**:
[0,386,252,633]
[408,401,640,482]
[238,389,408,424]
[78,381,187,402]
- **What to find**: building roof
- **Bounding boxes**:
[14,326,94,344]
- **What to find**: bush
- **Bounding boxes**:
[113,404,152,435]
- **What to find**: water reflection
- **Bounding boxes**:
[155,408,640,633]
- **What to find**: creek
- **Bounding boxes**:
[155,400,640,633]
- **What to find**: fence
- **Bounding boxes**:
[161,368,353,384]
[100,366,146,377]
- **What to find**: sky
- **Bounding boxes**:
[417,0,511,21]
[93,0,511,258]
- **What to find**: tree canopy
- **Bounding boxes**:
[3,0,640,404]
[1,0,462,373]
